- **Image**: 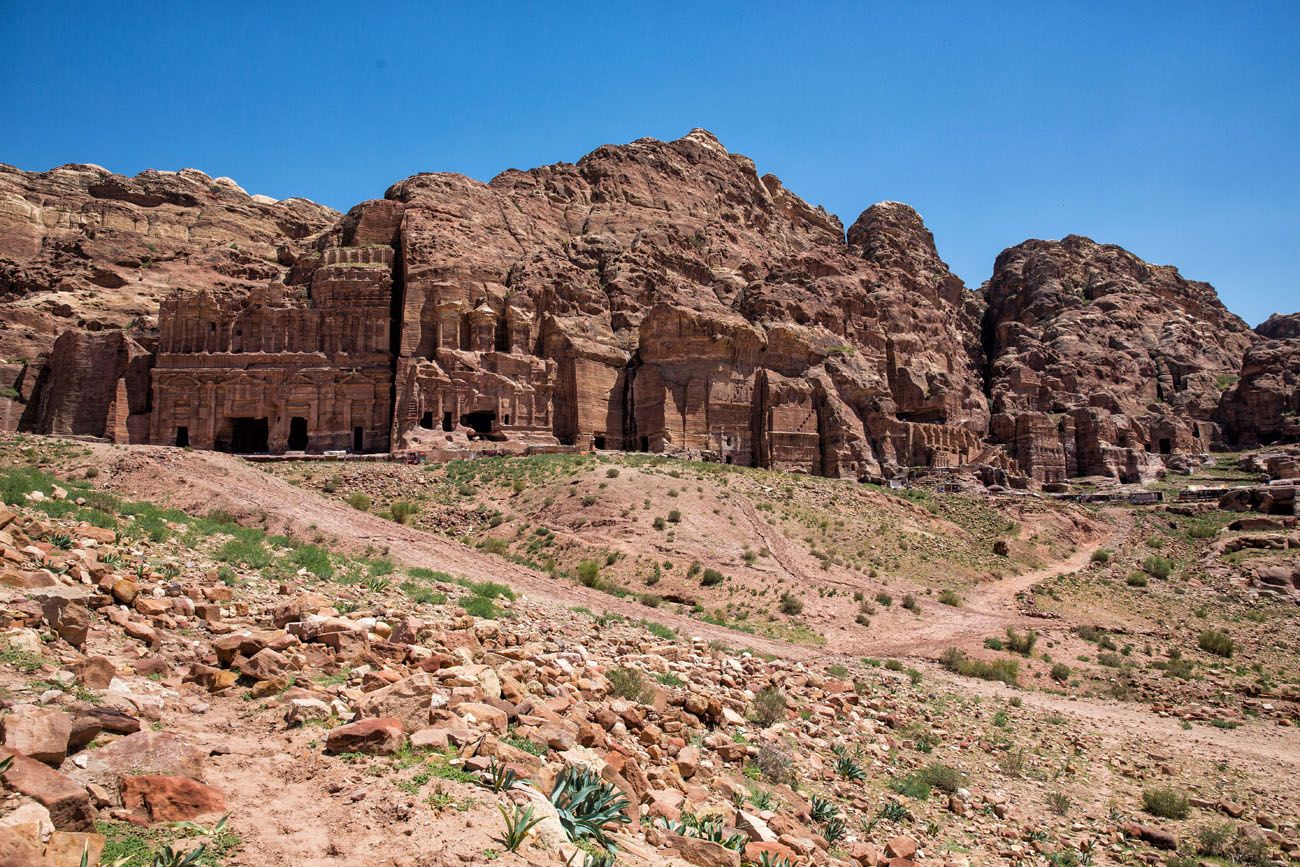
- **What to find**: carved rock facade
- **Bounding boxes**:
[6,132,1293,484]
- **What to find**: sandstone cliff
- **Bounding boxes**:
[0,162,338,363]
[3,133,1280,483]
[1218,311,1300,446]
[982,235,1256,481]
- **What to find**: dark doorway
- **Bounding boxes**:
[353,426,365,453]
[175,426,189,448]
[228,418,269,453]
[442,412,453,432]
[420,412,434,430]
[461,410,495,435]
[1158,437,1172,455]
[639,436,649,452]
[593,435,606,450]
[288,417,308,451]
[503,414,511,426]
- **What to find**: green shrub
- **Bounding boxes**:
[902,594,920,614]
[1005,628,1038,656]
[1050,662,1071,682]
[940,648,1019,686]
[1142,786,1190,819]
[778,592,803,615]
[606,667,652,702]
[460,595,500,619]
[576,560,602,588]
[388,500,419,524]
[700,568,724,587]
[1197,629,1234,658]
[1126,572,1148,587]
[1090,548,1112,564]
[920,762,963,793]
[749,686,788,727]
[1142,555,1173,579]
[938,589,960,607]
[345,493,371,512]
[875,592,893,607]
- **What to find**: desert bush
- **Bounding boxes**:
[700,568,724,587]
[1005,628,1038,656]
[778,593,803,615]
[1050,662,1071,682]
[345,492,371,512]
[750,686,788,727]
[940,648,1019,685]
[606,667,652,702]
[938,588,961,607]
[875,591,893,607]
[1142,555,1173,579]
[1142,786,1190,819]
[1046,791,1071,815]
[901,594,920,614]
[1090,548,1112,564]
[576,560,602,588]
[752,744,793,785]
[1197,629,1234,658]
[1126,572,1148,587]
[388,500,419,524]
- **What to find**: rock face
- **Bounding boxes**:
[982,235,1255,481]
[6,132,1279,481]
[0,162,338,436]
[1218,312,1300,446]
[143,130,989,479]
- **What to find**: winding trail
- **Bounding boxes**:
[86,444,1300,769]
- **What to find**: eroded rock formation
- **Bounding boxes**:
[982,235,1255,482]
[1218,312,1300,446]
[5,132,1284,483]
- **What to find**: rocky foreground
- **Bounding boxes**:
[0,444,1298,866]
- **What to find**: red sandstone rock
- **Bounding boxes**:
[120,774,227,822]
[0,748,96,830]
[325,717,405,755]
[1218,312,1300,446]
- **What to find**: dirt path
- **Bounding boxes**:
[84,445,1299,771]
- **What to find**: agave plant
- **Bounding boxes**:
[660,814,746,852]
[755,853,796,867]
[49,533,73,550]
[810,794,839,823]
[822,815,847,845]
[499,802,544,852]
[834,753,866,782]
[149,845,206,867]
[548,765,630,851]
[482,758,521,793]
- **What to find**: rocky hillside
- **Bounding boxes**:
[0,162,338,362]
[1,435,1298,866]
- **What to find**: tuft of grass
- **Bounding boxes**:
[938,588,961,607]
[606,667,652,702]
[1197,629,1234,658]
[1142,786,1190,819]
[940,648,1019,685]
[1142,555,1173,579]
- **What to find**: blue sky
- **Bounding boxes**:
[4,1,1297,325]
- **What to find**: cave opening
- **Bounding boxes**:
[461,410,496,435]
[287,417,308,450]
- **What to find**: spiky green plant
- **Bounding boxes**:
[499,802,544,852]
[834,753,866,781]
[49,533,73,550]
[754,854,796,867]
[548,765,630,851]
[150,845,206,867]
[810,794,839,823]
[482,758,521,793]
[822,815,846,845]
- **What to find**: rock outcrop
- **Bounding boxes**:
[982,235,1255,481]
[1218,312,1300,446]
[5,133,1279,482]
[0,162,337,363]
